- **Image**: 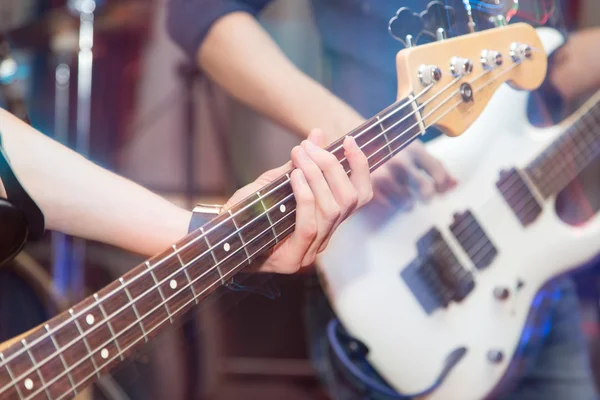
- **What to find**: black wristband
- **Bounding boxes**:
[188,204,222,234]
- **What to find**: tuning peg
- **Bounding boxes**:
[510,43,532,63]
[388,7,426,47]
[420,1,457,38]
[436,28,447,41]
[461,0,478,33]
[489,14,508,27]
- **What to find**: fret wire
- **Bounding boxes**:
[69,309,100,376]
[0,352,24,400]
[173,244,199,304]
[94,295,124,362]
[21,339,51,399]
[145,261,173,323]
[376,116,394,157]
[201,227,226,285]
[119,277,148,342]
[45,324,78,394]
[228,210,252,263]
[6,64,503,397]
[257,191,279,243]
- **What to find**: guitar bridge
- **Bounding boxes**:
[401,228,475,314]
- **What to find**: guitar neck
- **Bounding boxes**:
[525,94,600,198]
[0,95,422,400]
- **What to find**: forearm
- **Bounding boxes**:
[0,109,191,257]
[197,12,364,143]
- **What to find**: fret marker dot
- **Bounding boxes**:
[101,348,109,359]
[224,243,230,252]
[280,204,286,213]
[24,379,33,390]
[86,314,95,325]
[170,279,177,289]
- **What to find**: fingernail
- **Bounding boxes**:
[343,136,358,152]
[304,140,319,153]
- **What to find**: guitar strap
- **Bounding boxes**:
[0,132,45,240]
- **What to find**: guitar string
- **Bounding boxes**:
[17,61,526,400]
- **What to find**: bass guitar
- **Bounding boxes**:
[0,23,546,399]
[318,26,599,400]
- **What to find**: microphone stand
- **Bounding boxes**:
[52,0,99,302]
[50,26,76,300]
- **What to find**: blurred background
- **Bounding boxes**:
[1,0,599,399]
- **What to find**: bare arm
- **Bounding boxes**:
[0,110,373,274]
[0,108,191,257]
[196,12,364,143]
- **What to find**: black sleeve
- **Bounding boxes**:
[166,0,271,60]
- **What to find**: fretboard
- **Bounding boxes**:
[525,99,600,199]
[0,96,423,400]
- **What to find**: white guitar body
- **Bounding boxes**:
[318,27,600,400]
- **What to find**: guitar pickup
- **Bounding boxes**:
[401,228,475,314]
[450,210,497,270]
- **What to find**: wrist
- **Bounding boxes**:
[188,203,223,233]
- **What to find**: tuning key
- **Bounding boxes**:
[510,43,532,63]
[418,65,442,86]
[436,28,447,41]
[449,57,473,77]
[480,50,503,70]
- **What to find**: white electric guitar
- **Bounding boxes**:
[318,27,600,400]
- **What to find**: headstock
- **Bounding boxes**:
[394,22,546,137]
